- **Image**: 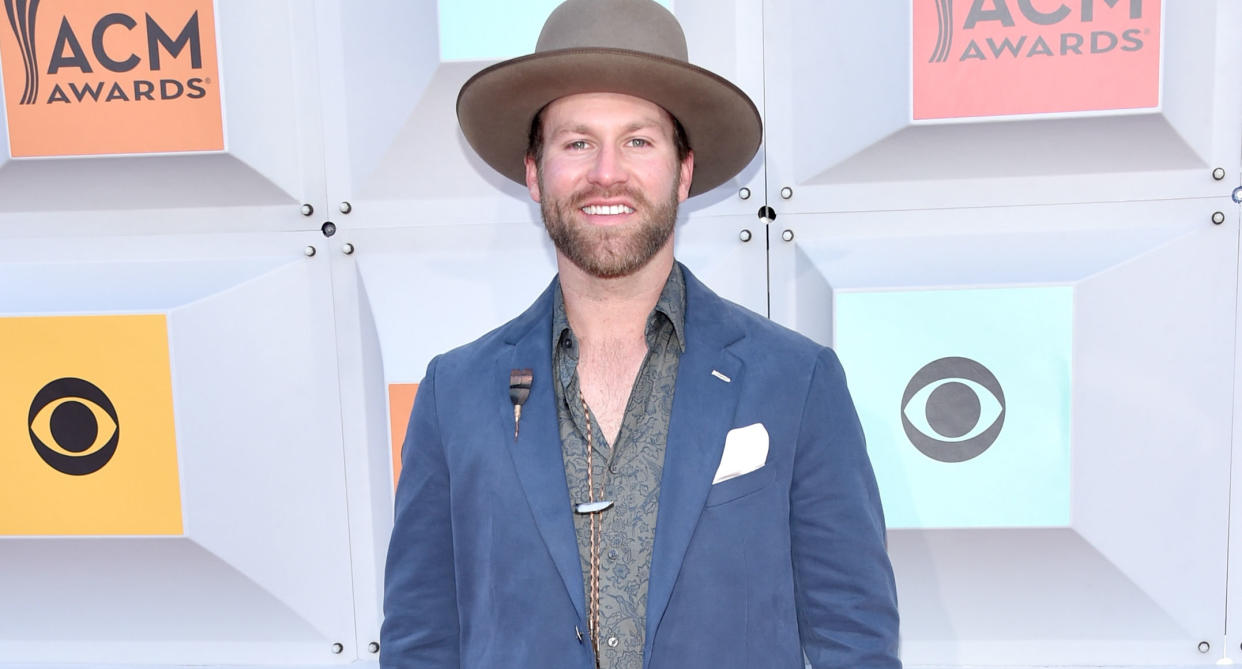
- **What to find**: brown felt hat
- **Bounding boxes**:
[456,0,762,197]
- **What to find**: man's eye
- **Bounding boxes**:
[627,138,650,148]
[567,140,589,150]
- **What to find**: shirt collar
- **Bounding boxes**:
[552,263,687,354]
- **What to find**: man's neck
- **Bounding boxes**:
[557,249,674,346]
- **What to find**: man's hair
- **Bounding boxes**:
[526,104,692,166]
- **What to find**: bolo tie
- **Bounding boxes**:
[576,385,612,664]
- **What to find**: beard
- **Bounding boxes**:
[539,176,680,279]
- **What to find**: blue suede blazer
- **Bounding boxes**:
[381,266,900,668]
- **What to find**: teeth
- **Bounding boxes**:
[582,204,634,215]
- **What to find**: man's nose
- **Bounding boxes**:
[587,144,627,187]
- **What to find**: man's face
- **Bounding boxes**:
[525,92,694,279]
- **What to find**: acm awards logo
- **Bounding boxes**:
[914,0,1159,119]
[901,356,1005,463]
[927,0,1147,63]
[3,0,209,105]
[0,0,222,156]
[27,377,120,475]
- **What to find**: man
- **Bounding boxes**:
[381,1,900,667]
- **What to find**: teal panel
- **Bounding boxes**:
[835,287,1073,529]
[438,0,675,62]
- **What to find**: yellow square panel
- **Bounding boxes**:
[0,314,181,535]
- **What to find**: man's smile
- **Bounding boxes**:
[580,203,636,216]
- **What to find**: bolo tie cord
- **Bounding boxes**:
[580,385,602,668]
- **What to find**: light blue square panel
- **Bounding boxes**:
[438,0,675,62]
[835,287,1072,529]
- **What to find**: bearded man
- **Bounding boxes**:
[380,1,901,668]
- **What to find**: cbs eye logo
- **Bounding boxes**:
[27,377,120,476]
[900,357,1004,463]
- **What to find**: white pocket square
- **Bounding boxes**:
[713,423,769,484]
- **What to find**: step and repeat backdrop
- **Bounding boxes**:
[0,1,1238,667]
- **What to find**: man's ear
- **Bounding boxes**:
[524,155,542,203]
[677,150,695,203]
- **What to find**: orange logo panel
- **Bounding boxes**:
[388,383,418,492]
[0,0,223,156]
[913,0,1160,119]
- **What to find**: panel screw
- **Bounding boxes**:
[331,642,344,654]
[1212,167,1226,181]
[738,187,751,200]
[1212,211,1225,225]
[342,242,356,255]
[304,246,316,257]
[781,229,795,242]
[339,201,353,214]
[739,229,752,242]
[758,205,776,221]
[368,641,380,654]
[321,221,337,237]
[300,203,314,216]
[1198,641,1210,653]
[1233,186,1242,204]
[780,186,793,200]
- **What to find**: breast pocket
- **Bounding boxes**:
[704,463,774,507]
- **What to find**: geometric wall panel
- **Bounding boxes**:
[322,191,769,660]
[316,0,765,229]
[770,198,1234,665]
[0,0,323,217]
[763,1,1242,212]
[1225,201,1242,662]
[0,233,357,664]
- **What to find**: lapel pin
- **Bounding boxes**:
[711,369,731,383]
[509,368,532,441]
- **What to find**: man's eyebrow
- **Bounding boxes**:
[623,119,664,134]
[549,124,595,138]
[549,118,667,138]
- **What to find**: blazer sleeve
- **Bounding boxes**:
[790,348,901,669]
[380,355,461,668]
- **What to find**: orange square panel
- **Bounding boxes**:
[0,0,223,156]
[913,0,1161,119]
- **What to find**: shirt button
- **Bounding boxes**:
[607,549,618,561]
[607,636,619,648]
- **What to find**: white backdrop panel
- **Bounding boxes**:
[1225,201,1242,662]
[316,0,765,228]
[0,231,358,665]
[762,1,1242,213]
[0,0,325,220]
[770,198,1234,665]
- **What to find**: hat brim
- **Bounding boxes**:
[457,48,762,197]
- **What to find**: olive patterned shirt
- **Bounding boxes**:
[552,265,685,669]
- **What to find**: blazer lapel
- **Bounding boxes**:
[644,268,745,657]
[498,281,588,623]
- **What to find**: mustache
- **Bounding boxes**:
[568,186,647,208]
